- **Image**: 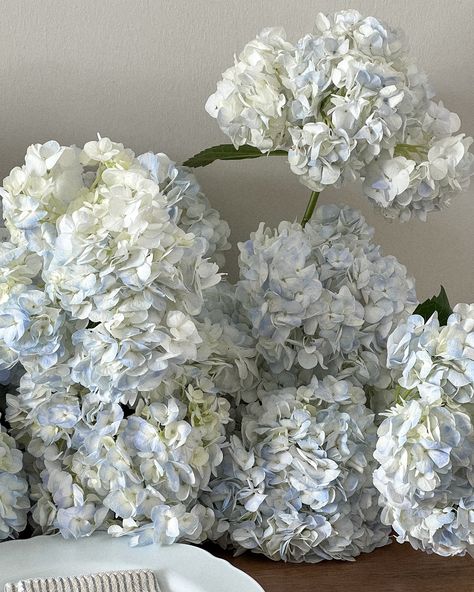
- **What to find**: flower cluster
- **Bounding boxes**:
[207,10,473,220]
[0,11,471,568]
[0,417,29,540]
[0,137,237,544]
[202,376,390,562]
[7,366,230,545]
[374,305,474,556]
[237,204,417,387]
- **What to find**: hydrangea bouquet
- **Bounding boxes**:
[0,8,473,566]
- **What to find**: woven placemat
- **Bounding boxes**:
[4,569,160,592]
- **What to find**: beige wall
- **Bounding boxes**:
[1,0,473,304]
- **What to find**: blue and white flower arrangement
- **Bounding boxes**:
[189,8,474,562]
[0,8,473,566]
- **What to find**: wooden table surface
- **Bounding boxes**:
[210,542,474,592]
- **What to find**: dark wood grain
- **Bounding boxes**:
[208,542,474,592]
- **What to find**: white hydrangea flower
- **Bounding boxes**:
[80,137,135,166]
[0,417,30,539]
[374,399,474,556]
[374,305,474,556]
[43,159,219,321]
[0,141,83,254]
[237,204,417,387]
[202,376,390,562]
[207,10,473,219]
[1,138,234,546]
[206,28,294,151]
[7,364,230,545]
[1,137,231,398]
[363,129,474,221]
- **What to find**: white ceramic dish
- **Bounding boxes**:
[0,533,264,592]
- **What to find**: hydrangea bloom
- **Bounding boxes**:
[4,279,257,545]
[0,242,43,372]
[0,138,230,393]
[207,10,473,220]
[0,137,235,545]
[374,304,474,556]
[0,417,29,539]
[237,204,417,387]
[386,304,474,404]
[7,366,230,545]
[202,376,390,562]
[1,141,83,254]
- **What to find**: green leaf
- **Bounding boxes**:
[182,144,287,168]
[414,286,452,325]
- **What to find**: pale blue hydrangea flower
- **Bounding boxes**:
[202,376,390,562]
[363,120,474,221]
[374,400,474,556]
[237,204,417,387]
[0,288,68,374]
[374,304,474,556]
[8,366,231,544]
[386,304,474,404]
[5,280,257,546]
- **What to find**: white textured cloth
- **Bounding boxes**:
[4,570,161,592]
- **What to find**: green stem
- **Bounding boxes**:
[89,164,106,191]
[395,143,426,151]
[301,191,320,227]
